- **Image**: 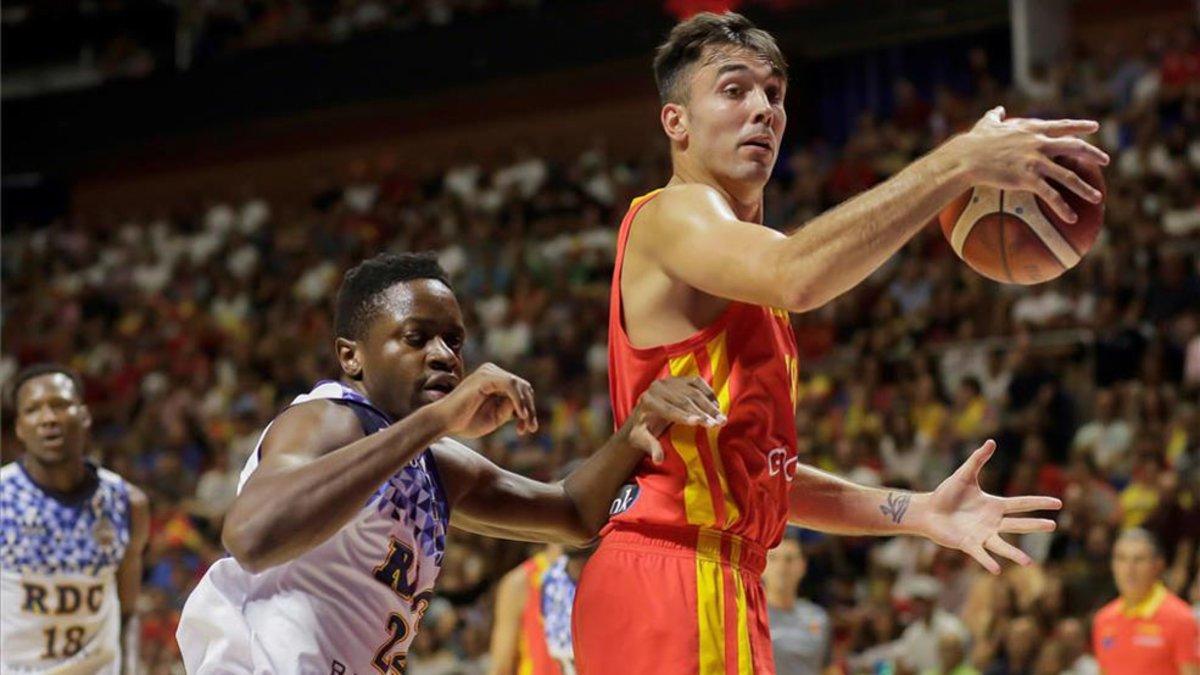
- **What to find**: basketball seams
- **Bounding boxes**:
[998,190,1012,283]
[953,186,1083,282]
[950,187,996,257]
[1016,191,1082,268]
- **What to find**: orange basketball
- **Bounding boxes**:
[939,157,1105,285]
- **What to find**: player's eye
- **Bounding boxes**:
[404,332,427,346]
[723,85,743,98]
[766,86,782,104]
[444,334,464,351]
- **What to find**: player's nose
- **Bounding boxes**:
[750,90,774,126]
[425,337,456,368]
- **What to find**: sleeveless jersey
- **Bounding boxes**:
[606,189,801,550]
[176,381,451,675]
[0,462,131,674]
[516,553,561,675]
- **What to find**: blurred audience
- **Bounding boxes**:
[2,19,1199,675]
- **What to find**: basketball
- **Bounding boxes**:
[938,156,1105,284]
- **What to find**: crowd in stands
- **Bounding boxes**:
[3,18,1200,675]
[1,0,547,87]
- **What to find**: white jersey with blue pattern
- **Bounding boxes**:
[176,381,451,675]
[540,556,577,675]
[0,462,131,674]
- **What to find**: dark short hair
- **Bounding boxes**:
[653,12,788,104]
[7,363,85,410]
[334,252,452,340]
[1115,527,1164,560]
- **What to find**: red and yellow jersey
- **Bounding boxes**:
[1093,583,1200,675]
[605,189,801,551]
[516,553,562,675]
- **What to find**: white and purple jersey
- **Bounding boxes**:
[0,462,131,674]
[176,381,450,675]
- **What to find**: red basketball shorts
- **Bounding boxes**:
[571,525,774,675]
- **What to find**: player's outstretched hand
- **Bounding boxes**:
[433,363,538,438]
[948,107,1109,223]
[918,439,1062,575]
[625,376,726,463]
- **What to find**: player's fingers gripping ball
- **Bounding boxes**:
[939,155,1105,285]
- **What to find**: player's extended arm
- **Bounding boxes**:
[115,485,149,675]
[486,564,530,675]
[788,440,1062,575]
[223,364,536,573]
[641,109,1108,313]
[440,377,725,545]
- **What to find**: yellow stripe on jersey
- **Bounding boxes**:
[784,354,799,411]
[729,540,753,675]
[668,353,717,527]
[704,332,740,529]
[629,188,664,212]
[696,530,727,674]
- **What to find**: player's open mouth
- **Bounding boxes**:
[741,136,773,152]
[422,374,459,400]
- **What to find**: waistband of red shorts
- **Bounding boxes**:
[599,523,767,576]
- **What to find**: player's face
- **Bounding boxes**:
[763,538,805,594]
[681,47,786,188]
[13,374,91,466]
[1111,538,1164,599]
[355,279,466,420]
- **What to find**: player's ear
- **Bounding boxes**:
[78,403,92,431]
[336,338,364,380]
[661,103,688,145]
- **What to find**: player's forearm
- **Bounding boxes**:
[222,405,447,573]
[561,422,644,539]
[120,612,138,675]
[778,141,972,312]
[786,463,931,536]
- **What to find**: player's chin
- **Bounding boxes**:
[733,153,774,174]
[30,445,70,464]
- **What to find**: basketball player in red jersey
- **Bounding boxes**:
[572,12,1110,675]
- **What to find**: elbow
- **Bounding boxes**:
[560,525,599,549]
[221,518,273,574]
[781,285,823,314]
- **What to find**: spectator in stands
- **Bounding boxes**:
[765,532,831,675]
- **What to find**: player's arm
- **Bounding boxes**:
[788,440,1062,575]
[116,484,149,675]
[486,564,530,675]
[640,110,1107,313]
[222,364,535,573]
[437,377,724,545]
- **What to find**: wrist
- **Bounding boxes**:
[928,134,977,192]
[897,491,933,537]
[410,399,455,439]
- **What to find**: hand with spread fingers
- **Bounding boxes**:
[917,439,1062,575]
[624,376,726,463]
[948,106,1109,223]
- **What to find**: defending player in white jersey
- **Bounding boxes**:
[1,365,150,674]
[177,252,725,674]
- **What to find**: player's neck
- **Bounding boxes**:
[667,169,764,223]
[340,378,372,402]
[1121,583,1159,608]
[21,455,89,495]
